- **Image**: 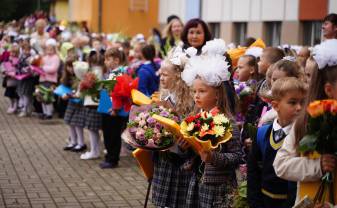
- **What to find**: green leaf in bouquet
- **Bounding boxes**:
[158,135,174,147]
[127,121,137,127]
[233,180,249,208]
[99,80,117,91]
[298,134,317,153]
[238,180,247,198]
[144,128,154,139]
[307,117,322,133]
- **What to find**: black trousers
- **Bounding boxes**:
[101,114,127,164]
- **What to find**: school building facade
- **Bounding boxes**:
[54,0,337,46]
[159,0,337,46]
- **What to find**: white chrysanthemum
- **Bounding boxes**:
[73,61,89,80]
[187,122,195,131]
[213,114,229,125]
[202,39,228,56]
[245,47,263,58]
[214,125,225,137]
[313,39,337,69]
[201,124,209,131]
[182,54,230,86]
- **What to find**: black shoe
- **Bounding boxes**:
[63,144,77,151]
[44,115,53,120]
[39,114,46,120]
[71,144,87,152]
[99,161,118,169]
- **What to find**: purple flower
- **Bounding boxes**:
[147,117,156,124]
[155,123,162,130]
[160,111,170,117]
[172,116,179,122]
[135,129,145,140]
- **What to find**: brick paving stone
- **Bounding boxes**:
[0,87,155,207]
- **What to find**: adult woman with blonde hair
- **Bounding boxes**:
[161,17,184,57]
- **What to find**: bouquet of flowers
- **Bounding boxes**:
[110,74,138,112]
[79,72,100,101]
[180,107,232,152]
[34,85,55,104]
[298,99,337,205]
[125,104,180,150]
[79,72,117,102]
[234,80,257,122]
[233,164,249,208]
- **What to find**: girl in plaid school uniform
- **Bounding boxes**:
[80,51,104,160]
[151,49,194,207]
[181,39,242,208]
[62,57,87,152]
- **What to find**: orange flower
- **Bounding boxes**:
[307,101,324,117]
[322,100,335,112]
[329,100,337,115]
[210,107,220,116]
[200,129,215,138]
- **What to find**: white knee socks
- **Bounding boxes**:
[88,130,100,155]
[75,127,84,146]
[42,103,53,116]
[69,126,77,145]
[20,95,31,113]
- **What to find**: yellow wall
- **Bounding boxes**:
[55,0,69,21]
[69,0,96,29]
[69,0,159,37]
[101,0,159,37]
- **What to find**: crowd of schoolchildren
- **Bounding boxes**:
[1,10,337,208]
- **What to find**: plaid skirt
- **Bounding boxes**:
[64,102,85,127]
[152,154,192,208]
[17,78,35,97]
[84,107,102,131]
[186,173,235,208]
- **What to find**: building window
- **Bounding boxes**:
[129,0,148,12]
[234,22,247,46]
[303,21,322,46]
[209,23,220,38]
[265,22,281,47]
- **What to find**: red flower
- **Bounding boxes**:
[110,74,139,111]
[79,73,97,91]
[185,115,195,123]
[195,113,201,119]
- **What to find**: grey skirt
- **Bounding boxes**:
[152,154,192,208]
[64,102,85,127]
[17,77,35,97]
[84,107,102,131]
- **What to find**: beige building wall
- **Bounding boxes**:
[220,22,234,43]
[55,0,69,21]
[281,21,301,45]
[247,22,264,40]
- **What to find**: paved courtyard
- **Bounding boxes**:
[0,90,154,208]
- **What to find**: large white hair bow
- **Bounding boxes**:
[182,39,230,87]
[313,39,337,69]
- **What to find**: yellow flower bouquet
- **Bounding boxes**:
[153,107,232,153]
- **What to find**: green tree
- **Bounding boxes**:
[0,0,51,22]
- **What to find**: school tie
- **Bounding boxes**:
[274,129,286,142]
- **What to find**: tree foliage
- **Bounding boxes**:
[0,0,51,22]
